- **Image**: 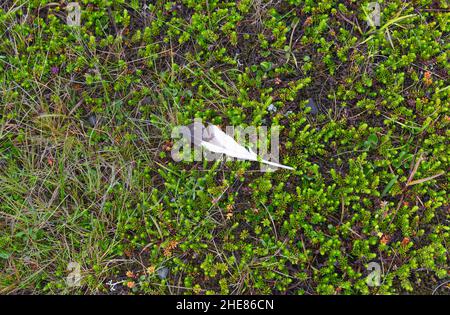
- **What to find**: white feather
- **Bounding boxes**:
[200,124,294,170]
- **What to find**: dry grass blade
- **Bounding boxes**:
[406,172,445,186]
[406,153,424,185]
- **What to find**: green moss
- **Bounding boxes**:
[0,0,448,295]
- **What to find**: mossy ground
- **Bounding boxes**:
[0,0,448,294]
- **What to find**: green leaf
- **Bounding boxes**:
[260,61,273,72]
[382,176,398,197]
[367,133,378,145]
[0,249,11,260]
